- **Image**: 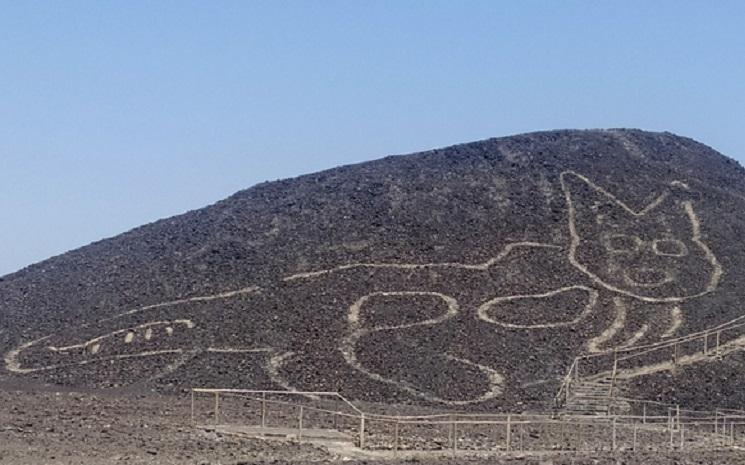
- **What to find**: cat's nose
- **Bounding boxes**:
[623,268,673,288]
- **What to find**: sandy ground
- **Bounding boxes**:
[2,386,745,465]
[0,387,329,465]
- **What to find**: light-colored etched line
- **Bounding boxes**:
[684,202,723,291]
[5,337,51,373]
[48,320,194,353]
[143,349,202,384]
[206,347,273,353]
[6,347,184,374]
[619,324,649,349]
[7,286,259,373]
[283,242,561,282]
[561,171,721,303]
[607,130,647,160]
[604,335,745,381]
[622,268,674,288]
[265,351,321,399]
[341,291,504,405]
[110,286,260,321]
[586,298,627,353]
[477,286,598,329]
[347,291,458,330]
[662,306,683,338]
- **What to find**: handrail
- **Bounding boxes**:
[556,314,745,406]
[577,318,745,362]
[553,358,577,409]
[191,383,745,452]
[191,388,364,415]
[221,392,363,419]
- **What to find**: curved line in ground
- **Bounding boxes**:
[477,285,598,329]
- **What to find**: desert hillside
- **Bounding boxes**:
[2,129,745,411]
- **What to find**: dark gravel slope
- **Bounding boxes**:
[2,129,745,410]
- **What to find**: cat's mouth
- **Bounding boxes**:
[623,268,674,288]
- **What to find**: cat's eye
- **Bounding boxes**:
[653,239,688,257]
[603,234,641,253]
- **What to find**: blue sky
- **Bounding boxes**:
[1,1,744,275]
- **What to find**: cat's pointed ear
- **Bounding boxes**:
[646,181,702,234]
[561,171,633,228]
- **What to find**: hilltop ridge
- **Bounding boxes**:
[2,129,745,411]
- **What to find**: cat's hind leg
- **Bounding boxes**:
[340,291,504,405]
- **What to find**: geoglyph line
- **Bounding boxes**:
[48,320,195,352]
[586,298,627,353]
[5,287,260,374]
[110,286,261,321]
[662,306,683,338]
[562,172,721,304]
[477,286,598,329]
[5,347,186,374]
[619,325,649,349]
[4,170,733,405]
[341,291,504,405]
[598,334,745,381]
[206,347,274,353]
[283,242,562,281]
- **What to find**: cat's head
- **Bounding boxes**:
[560,171,722,302]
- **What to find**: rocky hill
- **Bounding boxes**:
[2,129,745,411]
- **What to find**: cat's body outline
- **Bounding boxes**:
[3,170,724,405]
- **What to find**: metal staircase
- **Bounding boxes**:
[561,376,631,415]
[555,316,745,416]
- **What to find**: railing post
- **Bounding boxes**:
[732,422,736,446]
[214,392,220,426]
[394,421,399,455]
[680,422,685,449]
[611,417,617,451]
[506,415,511,451]
[632,424,638,452]
[453,420,458,454]
[716,331,721,357]
[261,392,267,429]
[669,409,675,449]
[520,423,524,452]
[448,415,454,448]
[704,333,709,355]
[190,390,195,426]
[642,403,646,424]
[359,414,366,449]
[668,408,672,432]
[609,351,618,398]
[722,417,727,446]
[298,406,304,439]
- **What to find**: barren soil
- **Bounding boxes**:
[2,386,745,465]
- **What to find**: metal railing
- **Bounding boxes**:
[555,317,745,410]
[189,388,745,453]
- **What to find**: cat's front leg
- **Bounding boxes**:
[586,297,683,353]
